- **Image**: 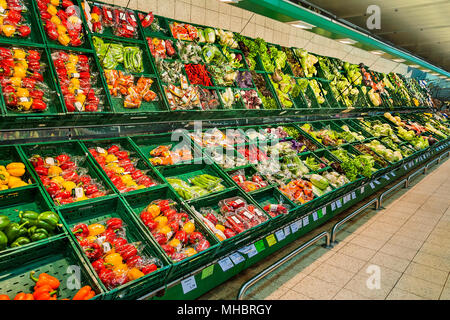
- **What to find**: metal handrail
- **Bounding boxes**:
[406,165,426,187]
[236,231,330,300]
[424,158,439,174]
[438,151,450,163]
[330,198,378,244]
[377,178,408,209]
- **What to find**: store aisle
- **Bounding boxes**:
[199,159,450,300]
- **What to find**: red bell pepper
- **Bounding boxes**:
[189,232,204,244]
[83,242,103,261]
[112,237,127,248]
[174,230,187,244]
[36,166,49,176]
[72,223,89,238]
[106,218,123,230]
[92,259,106,273]
[141,263,157,274]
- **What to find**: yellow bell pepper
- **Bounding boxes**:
[48,165,63,177]
[2,24,16,37]
[58,34,70,46]
[62,181,76,192]
[88,223,106,237]
[16,87,29,97]
[6,162,25,177]
[105,253,123,267]
[158,225,172,235]
[105,154,117,163]
[51,176,65,186]
[15,59,28,70]
[0,0,7,10]
[50,0,60,6]
[184,247,197,257]
[10,77,22,87]
[57,24,67,35]
[154,216,168,227]
[0,169,9,185]
[13,49,26,60]
[7,176,23,188]
[120,174,133,184]
[137,185,146,189]
[65,62,77,73]
[128,268,144,281]
[68,54,78,64]
[76,94,86,104]
[70,78,80,87]
[182,221,195,234]
[10,180,27,188]
[113,264,129,278]
[47,4,57,16]
[215,224,225,232]
[76,196,88,202]
[13,66,27,79]
[168,238,181,248]
[0,185,8,191]
[113,167,125,174]
[50,15,61,26]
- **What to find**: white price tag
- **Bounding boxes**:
[336,199,342,208]
[391,171,396,177]
[45,157,55,166]
[383,174,390,181]
[302,216,309,226]
[218,257,234,272]
[321,207,327,216]
[370,182,375,189]
[360,186,365,194]
[246,244,258,258]
[275,229,285,242]
[312,211,318,221]
[351,192,356,200]
[290,220,301,233]
[283,226,291,237]
[229,252,245,265]
[181,276,197,294]
[331,202,336,211]
[343,195,350,204]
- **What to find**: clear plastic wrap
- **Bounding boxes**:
[88,144,158,193]
[229,169,268,192]
[71,217,162,289]
[0,46,54,113]
[139,199,211,262]
[29,153,109,206]
[0,0,31,38]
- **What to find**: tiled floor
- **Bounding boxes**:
[199,158,450,300]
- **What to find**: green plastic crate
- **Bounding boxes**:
[33,0,92,51]
[131,132,202,168]
[186,188,272,259]
[0,145,35,194]
[0,235,103,300]
[58,195,172,300]
[19,140,116,208]
[122,186,220,282]
[0,186,65,258]
[249,186,299,229]
[47,47,114,116]
[137,12,172,39]
[157,162,236,201]
[80,137,164,195]
[0,45,66,120]
[0,0,44,46]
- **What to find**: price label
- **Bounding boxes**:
[343,195,350,204]
[218,257,234,272]
[302,216,309,226]
[266,234,277,247]
[312,211,318,221]
[290,220,301,233]
[360,186,365,194]
[383,174,390,181]
[336,199,342,208]
[321,207,327,216]
[275,229,285,242]
[403,165,408,170]
[255,240,265,252]
[201,265,214,279]
[351,192,356,200]
[331,202,336,211]
[284,226,291,237]
[370,182,375,189]
[246,244,258,258]
[374,179,381,185]
[181,276,197,294]
[229,252,245,265]
[391,171,396,177]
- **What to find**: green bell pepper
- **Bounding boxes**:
[28,226,50,242]
[19,210,39,227]
[5,221,28,244]
[0,215,10,231]
[10,236,31,248]
[36,211,60,232]
[0,231,7,251]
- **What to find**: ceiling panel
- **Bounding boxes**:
[305,0,450,71]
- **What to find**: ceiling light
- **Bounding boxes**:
[392,58,405,63]
[431,72,439,76]
[409,64,420,68]
[337,38,357,45]
[288,21,315,29]
[219,0,239,2]
[370,50,384,55]
[439,75,446,79]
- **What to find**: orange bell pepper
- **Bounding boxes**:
[30,271,60,290]
[72,285,95,300]
[13,292,34,300]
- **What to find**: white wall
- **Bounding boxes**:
[103,0,410,75]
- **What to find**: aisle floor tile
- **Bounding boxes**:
[404,262,449,286]
[291,275,342,300]
[369,252,411,273]
[386,288,425,300]
[395,274,443,300]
